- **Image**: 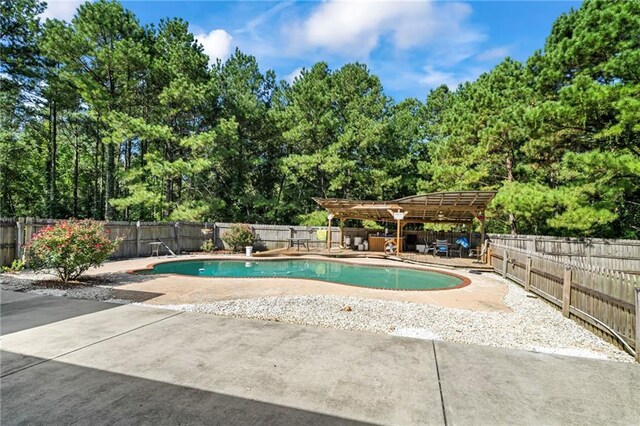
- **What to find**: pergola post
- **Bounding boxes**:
[339,220,344,248]
[479,212,486,262]
[327,213,334,251]
[396,219,401,255]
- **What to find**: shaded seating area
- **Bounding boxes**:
[313,191,496,263]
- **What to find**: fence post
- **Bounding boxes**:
[174,222,181,255]
[562,266,572,317]
[136,221,142,257]
[24,218,33,253]
[502,250,509,278]
[525,256,532,292]
[635,287,640,363]
[213,223,218,248]
[16,221,24,259]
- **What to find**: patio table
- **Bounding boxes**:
[148,242,163,257]
[287,237,310,251]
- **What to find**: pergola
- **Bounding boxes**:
[313,191,497,254]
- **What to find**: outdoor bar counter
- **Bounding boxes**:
[368,235,405,252]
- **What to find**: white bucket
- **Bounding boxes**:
[245,246,253,257]
[354,237,363,246]
[358,244,364,251]
[344,236,351,247]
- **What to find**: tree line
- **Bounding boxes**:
[1,0,638,238]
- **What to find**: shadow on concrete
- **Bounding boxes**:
[1,351,369,425]
[85,270,171,285]
[0,291,118,335]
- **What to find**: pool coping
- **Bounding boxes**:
[127,256,472,292]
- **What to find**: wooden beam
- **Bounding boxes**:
[480,218,486,257]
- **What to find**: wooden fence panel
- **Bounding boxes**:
[104,222,137,259]
[490,242,638,356]
[0,219,16,266]
[136,222,176,256]
[179,222,212,252]
[489,234,640,272]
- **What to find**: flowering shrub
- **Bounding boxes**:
[221,224,256,252]
[26,220,120,282]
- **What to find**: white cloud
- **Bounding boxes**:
[195,29,234,64]
[289,0,483,58]
[476,46,510,61]
[285,67,303,84]
[237,1,295,34]
[418,65,485,90]
[40,0,85,21]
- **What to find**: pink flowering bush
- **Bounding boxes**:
[26,220,120,282]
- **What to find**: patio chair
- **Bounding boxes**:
[423,243,436,255]
[416,235,434,255]
[450,237,470,258]
[434,239,449,257]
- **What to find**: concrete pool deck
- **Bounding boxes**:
[1,290,638,425]
[88,255,510,311]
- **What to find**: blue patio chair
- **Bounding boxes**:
[434,239,449,257]
[451,237,470,257]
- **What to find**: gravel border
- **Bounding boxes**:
[0,273,130,304]
[1,271,634,363]
[136,279,634,363]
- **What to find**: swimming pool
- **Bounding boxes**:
[137,259,468,291]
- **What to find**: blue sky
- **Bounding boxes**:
[42,0,582,100]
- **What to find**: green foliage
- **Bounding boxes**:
[200,239,216,253]
[423,223,456,232]
[1,0,639,239]
[362,220,382,230]
[297,211,329,226]
[221,224,256,252]
[1,259,25,274]
[26,220,120,282]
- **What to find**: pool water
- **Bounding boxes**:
[141,259,465,291]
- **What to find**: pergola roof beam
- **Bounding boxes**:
[313,191,496,224]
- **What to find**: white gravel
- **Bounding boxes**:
[2,271,634,362]
[137,280,634,363]
[1,274,129,304]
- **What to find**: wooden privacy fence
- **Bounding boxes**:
[489,233,640,273]
[489,242,640,361]
[0,218,355,264]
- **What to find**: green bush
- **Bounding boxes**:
[1,259,25,273]
[26,220,120,282]
[221,224,256,252]
[201,239,216,252]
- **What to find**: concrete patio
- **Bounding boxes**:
[1,290,638,425]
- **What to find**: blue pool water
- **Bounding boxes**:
[139,259,465,290]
